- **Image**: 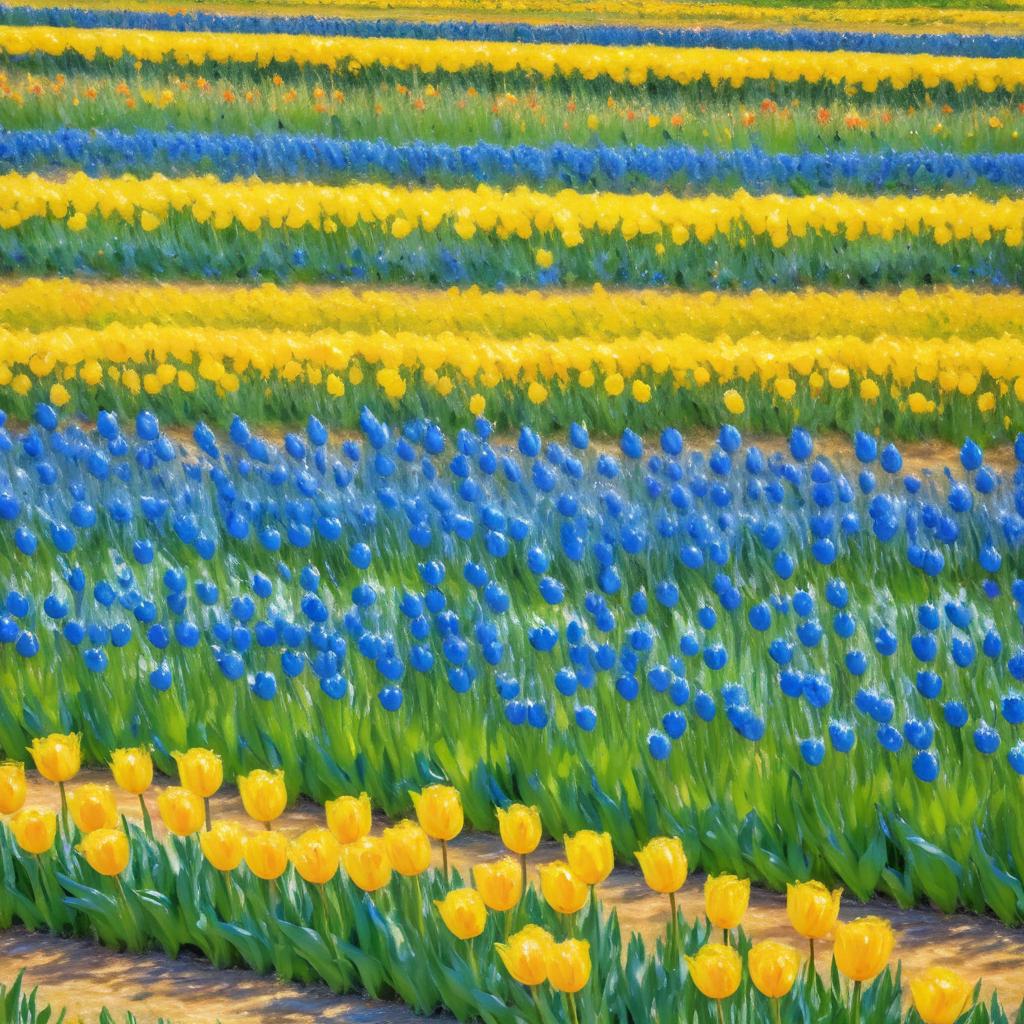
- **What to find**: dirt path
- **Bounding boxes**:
[4,769,1022,1021]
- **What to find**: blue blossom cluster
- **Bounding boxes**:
[2,403,1024,784]
[3,129,1022,197]
[1,3,1022,57]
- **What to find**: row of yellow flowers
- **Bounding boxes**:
[2,280,1020,343]
[2,27,1024,92]
[3,174,1023,245]
[4,324,1024,404]
[0,736,975,1024]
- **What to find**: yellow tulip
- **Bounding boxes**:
[748,941,801,999]
[157,786,205,837]
[29,733,81,783]
[0,762,26,815]
[237,769,287,824]
[473,857,522,911]
[546,939,590,994]
[109,748,153,795]
[244,829,289,881]
[342,835,392,892]
[910,967,974,1024]
[435,888,487,940]
[382,819,431,877]
[705,874,750,933]
[833,916,895,983]
[539,861,589,915]
[290,828,341,886]
[410,784,463,841]
[325,791,371,844]
[563,830,613,886]
[78,827,129,877]
[496,803,541,855]
[686,943,742,1001]
[9,807,56,855]
[200,821,245,872]
[172,748,223,801]
[635,836,688,894]
[68,784,119,833]
[496,925,553,986]
[786,880,842,941]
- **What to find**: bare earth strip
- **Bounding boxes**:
[1,770,1021,1022]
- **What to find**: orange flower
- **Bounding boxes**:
[413,98,425,111]
[566,100,576,112]
[222,89,235,104]
[816,107,830,125]
[844,113,866,129]
[670,113,684,127]
[881,111,893,124]
[760,98,778,114]
[741,112,756,127]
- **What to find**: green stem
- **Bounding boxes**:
[139,793,153,839]
[716,1000,726,1024]
[441,839,449,884]
[723,927,730,947]
[772,997,782,1024]
[264,820,272,832]
[204,796,212,832]
[467,941,479,985]
[668,891,678,963]
[566,992,580,1024]
[414,874,426,937]
[58,781,68,833]
[850,980,863,1024]
[520,852,528,899]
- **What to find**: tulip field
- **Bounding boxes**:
[0,0,1023,1021]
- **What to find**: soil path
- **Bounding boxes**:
[2,769,1021,1022]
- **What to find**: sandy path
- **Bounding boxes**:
[2,769,1021,1022]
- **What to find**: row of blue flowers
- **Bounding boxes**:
[1,3,1021,58]
[3,129,1024,196]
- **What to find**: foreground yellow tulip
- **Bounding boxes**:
[564,830,613,887]
[748,941,801,1005]
[382,819,431,877]
[547,938,591,993]
[496,925,554,986]
[834,916,894,982]
[29,733,81,784]
[539,861,589,916]
[342,835,392,892]
[786,880,843,950]
[78,827,129,877]
[910,967,974,1024]
[110,748,153,795]
[68,784,119,834]
[238,769,288,826]
[173,748,223,799]
[705,874,750,939]
[686,943,742,1002]
[435,887,487,940]
[157,786,205,837]
[200,821,245,872]
[244,829,289,881]
[290,828,341,886]
[636,836,688,894]
[473,856,522,911]
[9,807,56,854]
[0,762,26,815]
[325,792,372,845]
[497,804,542,855]
[411,784,462,880]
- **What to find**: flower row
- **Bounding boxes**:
[4,27,1024,92]
[5,129,1024,195]
[0,744,987,1024]
[5,3,1023,58]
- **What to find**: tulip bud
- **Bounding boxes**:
[833,916,894,982]
[496,804,541,855]
[157,786,205,836]
[546,939,591,994]
[473,856,522,911]
[635,836,687,894]
[342,835,392,892]
[704,874,750,930]
[410,785,463,841]
[539,861,589,915]
[290,828,341,886]
[496,925,553,986]
[0,762,27,815]
[563,830,613,886]
[200,821,245,872]
[686,943,742,1001]
[78,827,130,877]
[68,783,119,833]
[29,733,80,783]
[9,807,56,854]
[435,888,487,940]
[325,792,371,845]
[172,748,223,798]
[786,880,843,939]
[244,829,289,880]
[110,748,153,795]
[383,819,432,877]
[910,967,974,1024]
[238,769,287,824]
[748,941,801,999]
